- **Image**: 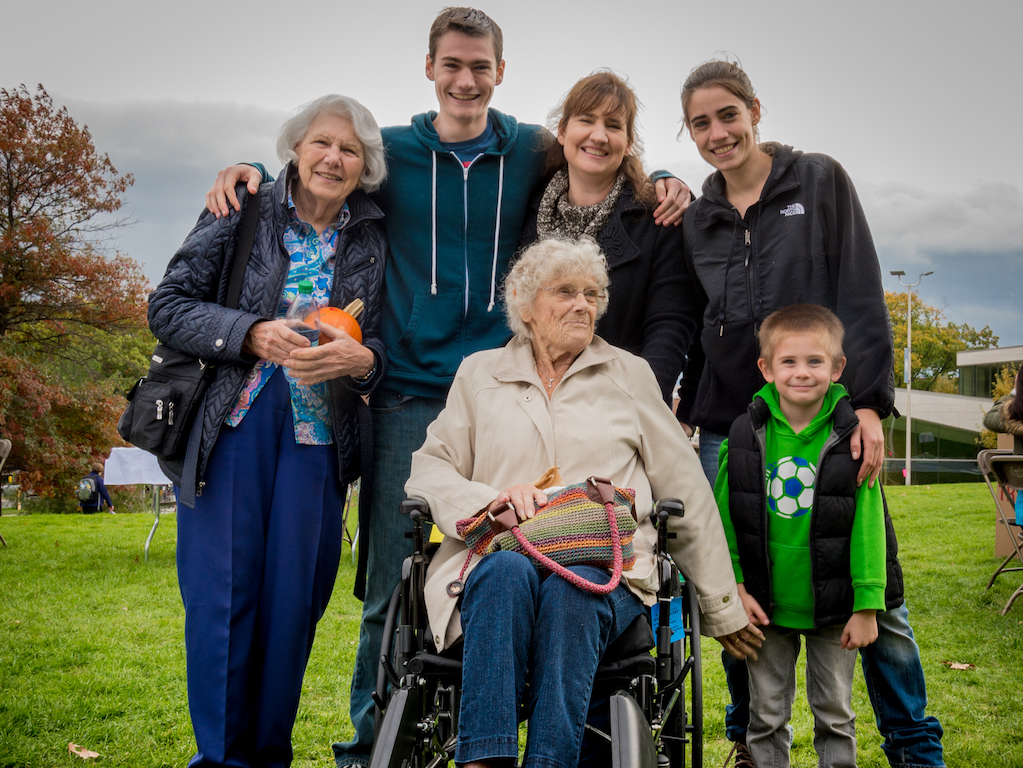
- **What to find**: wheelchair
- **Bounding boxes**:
[368,496,704,768]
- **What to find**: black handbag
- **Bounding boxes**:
[117,189,261,460]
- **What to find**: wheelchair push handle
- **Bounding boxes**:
[654,498,684,523]
[400,497,431,523]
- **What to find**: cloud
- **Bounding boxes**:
[861,180,1023,256]
[60,99,286,285]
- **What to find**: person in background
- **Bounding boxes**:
[984,368,1023,524]
[675,58,943,768]
[79,462,114,514]
[200,10,690,766]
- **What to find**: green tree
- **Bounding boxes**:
[885,290,997,392]
[0,85,150,500]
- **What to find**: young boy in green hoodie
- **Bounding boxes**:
[715,304,887,768]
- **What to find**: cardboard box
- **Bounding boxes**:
[996,515,1023,559]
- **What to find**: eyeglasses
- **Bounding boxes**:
[542,284,606,305]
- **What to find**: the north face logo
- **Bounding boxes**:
[780,203,805,217]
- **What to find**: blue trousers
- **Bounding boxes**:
[457,552,646,768]
[333,392,446,767]
[177,370,344,768]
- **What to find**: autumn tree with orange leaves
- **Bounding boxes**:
[1,85,151,500]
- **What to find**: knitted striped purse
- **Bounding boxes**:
[451,476,637,596]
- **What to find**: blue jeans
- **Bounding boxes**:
[747,623,857,768]
[699,428,727,488]
[860,603,944,767]
[457,552,646,768]
[332,392,446,768]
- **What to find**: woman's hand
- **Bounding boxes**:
[487,484,549,521]
[717,622,765,661]
[206,165,263,219]
[283,322,374,386]
[851,407,884,488]
[652,177,691,227]
[242,320,311,365]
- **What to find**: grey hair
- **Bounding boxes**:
[275,94,387,192]
[503,237,610,340]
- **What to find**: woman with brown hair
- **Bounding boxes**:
[519,70,700,404]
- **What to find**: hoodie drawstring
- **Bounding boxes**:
[487,155,505,312]
[430,151,438,295]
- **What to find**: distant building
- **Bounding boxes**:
[957,345,1023,398]
[882,388,991,485]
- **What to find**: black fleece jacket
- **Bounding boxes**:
[677,144,894,435]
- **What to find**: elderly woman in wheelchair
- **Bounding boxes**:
[397,237,764,768]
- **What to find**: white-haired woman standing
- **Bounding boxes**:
[149,94,387,767]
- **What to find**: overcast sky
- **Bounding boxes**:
[5,0,1021,344]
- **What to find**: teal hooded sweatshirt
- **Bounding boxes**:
[373,110,547,398]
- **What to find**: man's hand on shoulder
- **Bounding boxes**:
[206,165,263,218]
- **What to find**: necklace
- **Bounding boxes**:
[537,367,563,390]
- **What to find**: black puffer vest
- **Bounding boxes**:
[728,396,904,627]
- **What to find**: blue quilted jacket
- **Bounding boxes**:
[148,167,387,507]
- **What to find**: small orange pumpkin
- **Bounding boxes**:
[306,299,363,345]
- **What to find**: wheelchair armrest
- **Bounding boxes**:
[654,499,684,521]
[400,497,433,523]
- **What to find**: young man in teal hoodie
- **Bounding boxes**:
[203,9,689,766]
[715,304,888,768]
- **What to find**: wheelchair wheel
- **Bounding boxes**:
[370,572,460,768]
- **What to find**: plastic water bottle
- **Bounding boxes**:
[285,280,320,346]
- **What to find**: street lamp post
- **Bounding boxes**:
[890,270,933,486]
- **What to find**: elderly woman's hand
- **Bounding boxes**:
[243,319,312,365]
[717,622,766,660]
[283,321,375,386]
[487,484,549,522]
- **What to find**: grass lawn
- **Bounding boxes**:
[1,483,1021,767]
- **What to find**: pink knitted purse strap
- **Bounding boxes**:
[509,498,624,594]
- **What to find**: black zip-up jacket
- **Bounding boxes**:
[520,182,698,404]
[728,396,905,627]
[148,168,387,509]
[677,144,895,435]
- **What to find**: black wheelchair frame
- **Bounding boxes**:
[368,497,703,768]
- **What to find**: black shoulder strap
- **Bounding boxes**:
[225,186,262,309]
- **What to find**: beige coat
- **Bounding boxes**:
[406,335,749,651]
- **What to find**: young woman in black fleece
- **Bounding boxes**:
[676,59,945,768]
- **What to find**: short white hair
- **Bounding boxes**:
[276,94,387,192]
[503,237,610,340]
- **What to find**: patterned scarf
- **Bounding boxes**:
[535,169,625,241]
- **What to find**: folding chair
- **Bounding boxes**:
[978,449,1023,614]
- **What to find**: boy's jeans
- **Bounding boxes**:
[747,623,857,768]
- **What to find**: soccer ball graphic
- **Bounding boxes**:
[768,456,816,519]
